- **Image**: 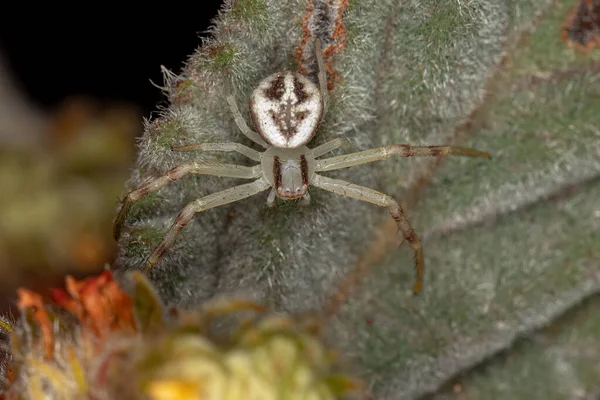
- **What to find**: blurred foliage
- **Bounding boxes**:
[0,98,139,295]
[1,271,360,400]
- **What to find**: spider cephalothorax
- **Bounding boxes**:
[114,39,490,293]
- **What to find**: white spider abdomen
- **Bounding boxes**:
[249,71,322,148]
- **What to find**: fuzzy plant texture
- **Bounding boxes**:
[114,0,600,399]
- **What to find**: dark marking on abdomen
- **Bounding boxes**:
[264,74,285,100]
[293,76,308,103]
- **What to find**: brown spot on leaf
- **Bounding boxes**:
[562,0,600,53]
[174,79,194,103]
[296,0,349,90]
[297,0,315,76]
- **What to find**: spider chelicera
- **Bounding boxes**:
[113,40,490,293]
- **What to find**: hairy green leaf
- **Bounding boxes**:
[115,0,600,397]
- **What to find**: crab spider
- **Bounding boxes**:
[114,39,490,293]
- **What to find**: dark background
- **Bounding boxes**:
[0,2,224,116]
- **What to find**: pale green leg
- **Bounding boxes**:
[311,174,424,294]
[311,138,347,158]
[172,142,262,161]
[226,95,270,148]
[114,162,261,240]
[316,144,490,172]
[315,38,328,115]
[144,178,271,272]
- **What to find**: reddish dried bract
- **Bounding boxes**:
[0,354,14,394]
[3,272,147,399]
[15,271,136,365]
[16,289,54,360]
[562,0,600,53]
[49,270,136,339]
[296,0,349,90]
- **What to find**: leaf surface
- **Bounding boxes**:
[115,0,600,397]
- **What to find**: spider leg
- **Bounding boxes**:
[311,174,424,294]
[316,144,490,172]
[266,188,277,208]
[226,95,270,148]
[315,38,328,115]
[172,142,262,161]
[299,192,311,207]
[311,138,348,158]
[143,177,271,273]
[114,162,261,240]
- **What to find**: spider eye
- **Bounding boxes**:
[276,184,308,200]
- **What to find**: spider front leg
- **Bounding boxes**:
[143,177,271,273]
[172,142,262,161]
[299,192,311,206]
[310,138,354,158]
[316,144,490,172]
[315,38,328,115]
[311,174,424,294]
[114,162,261,240]
[226,95,269,148]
